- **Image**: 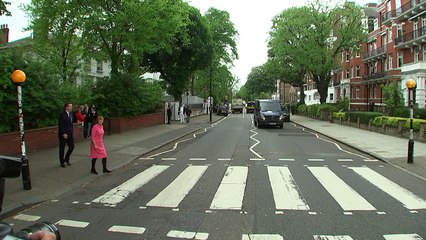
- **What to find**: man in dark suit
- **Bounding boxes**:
[58,103,74,168]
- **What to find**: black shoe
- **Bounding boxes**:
[103,169,112,173]
[61,163,66,168]
[91,169,98,174]
[66,162,71,166]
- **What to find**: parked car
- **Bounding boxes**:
[254,99,285,128]
[216,103,229,116]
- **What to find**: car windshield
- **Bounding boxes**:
[260,102,281,111]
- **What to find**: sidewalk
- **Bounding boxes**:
[290,115,426,181]
[0,114,222,219]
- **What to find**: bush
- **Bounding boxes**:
[415,108,426,120]
[371,116,426,131]
[333,112,347,120]
[389,106,409,118]
[347,111,383,124]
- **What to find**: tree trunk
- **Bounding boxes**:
[298,82,305,105]
[313,74,330,104]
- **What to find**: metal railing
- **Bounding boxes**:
[363,46,386,60]
[395,26,426,45]
[362,72,386,81]
[395,0,426,18]
[381,10,396,24]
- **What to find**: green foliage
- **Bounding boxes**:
[244,65,275,99]
[93,73,163,117]
[346,111,383,124]
[371,116,426,131]
[333,112,347,121]
[382,82,405,116]
[415,108,426,119]
[0,0,11,16]
[335,97,350,111]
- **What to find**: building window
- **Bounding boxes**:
[388,54,393,69]
[397,24,403,38]
[330,93,334,101]
[356,65,360,77]
[356,45,361,57]
[423,46,426,61]
[413,21,418,39]
[96,61,103,72]
[414,46,420,62]
[356,87,360,99]
[351,66,354,78]
[346,69,350,79]
[341,52,344,63]
[346,51,350,62]
[388,27,392,43]
[397,51,403,68]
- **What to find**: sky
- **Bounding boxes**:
[1,0,375,87]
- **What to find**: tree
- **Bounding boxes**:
[268,1,366,104]
[144,5,213,100]
[24,0,87,84]
[0,0,11,16]
[244,65,275,99]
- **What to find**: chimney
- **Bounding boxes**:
[0,24,9,45]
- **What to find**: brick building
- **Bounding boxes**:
[304,0,426,110]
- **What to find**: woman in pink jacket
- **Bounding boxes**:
[90,116,112,174]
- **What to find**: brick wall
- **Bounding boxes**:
[0,112,165,155]
[0,124,84,156]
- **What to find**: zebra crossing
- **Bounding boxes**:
[90,163,426,214]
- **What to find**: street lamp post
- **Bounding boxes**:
[209,65,212,123]
[11,69,31,190]
[405,79,417,164]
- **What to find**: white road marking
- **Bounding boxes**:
[308,167,376,211]
[56,219,90,228]
[308,212,317,215]
[108,225,146,234]
[350,167,426,210]
[167,230,209,240]
[92,165,169,205]
[139,157,154,160]
[279,158,295,161]
[210,166,248,210]
[249,128,264,159]
[190,158,206,161]
[162,158,176,161]
[218,158,232,161]
[309,159,324,162]
[338,159,353,162]
[147,166,208,208]
[13,214,40,222]
[363,159,379,162]
[314,235,354,240]
[242,234,284,240]
[383,234,424,240]
[267,166,310,210]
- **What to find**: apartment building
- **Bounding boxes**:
[305,0,426,110]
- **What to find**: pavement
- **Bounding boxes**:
[1,113,425,219]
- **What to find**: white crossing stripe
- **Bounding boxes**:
[218,158,232,161]
[279,158,295,161]
[338,159,353,162]
[162,158,176,161]
[190,158,206,161]
[108,225,146,234]
[242,234,283,240]
[350,167,426,210]
[210,166,248,210]
[267,166,310,210]
[308,167,376,211]
[147,166,208,208]
[92,165,169,205]
[13,214,41,222]
[309,159,324,162]
[383,234,423,240]
[314,235,353,240]
[56,219,90,228]
[167,230,209,239]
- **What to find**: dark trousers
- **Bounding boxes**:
[59,136,74,164]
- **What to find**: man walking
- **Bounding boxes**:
[58,103,75,168]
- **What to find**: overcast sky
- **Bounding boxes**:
[1,0,375,86]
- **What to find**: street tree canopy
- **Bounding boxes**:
[268,1,366,103]
[0,0,11,16]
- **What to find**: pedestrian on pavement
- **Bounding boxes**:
[74,105,86,124]
[185,107,192,123]
[167,105,172,124]
[84,105,97,139]
[180,104,185,123]
[58,103,74,168]
[90,116,112,174]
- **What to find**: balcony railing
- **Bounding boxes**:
[395,0,426,20]
[381,10,396,24]
[363,46,386,61]
[362,72,386,81]
[395,26,426,47]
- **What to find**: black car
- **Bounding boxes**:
[253,99,285,128]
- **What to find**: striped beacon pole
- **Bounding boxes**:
[11,69,32,190]
[405,79,416,164]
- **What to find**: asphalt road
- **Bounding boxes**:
[3,114,426,240]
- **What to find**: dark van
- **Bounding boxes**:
[254,99,285,128]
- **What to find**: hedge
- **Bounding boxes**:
[372,116,426,131]
[346,111,383,124]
